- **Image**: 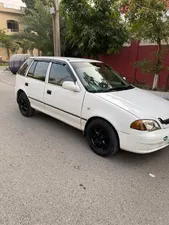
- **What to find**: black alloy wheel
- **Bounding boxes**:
[86,119,119,157]
[18,92,35,117]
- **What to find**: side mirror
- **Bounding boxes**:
[62,81,80,92]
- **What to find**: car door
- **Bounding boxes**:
[44,61,85,129]
[25,60,50,112]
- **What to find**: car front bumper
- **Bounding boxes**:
[119,128,169,154]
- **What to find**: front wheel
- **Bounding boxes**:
[18,92,35,117]
[86,119,119,157]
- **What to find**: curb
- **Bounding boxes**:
[147,90,169,101]
[0,77,15,86]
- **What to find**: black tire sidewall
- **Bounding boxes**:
[86,119,119,157]
[18,93,34,117]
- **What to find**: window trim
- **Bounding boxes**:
[27,60,50,82]
[47,61,77,86]
[51,60,76,82]
[7,20,19,32]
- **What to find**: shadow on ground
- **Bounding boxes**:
[31,110,169,167]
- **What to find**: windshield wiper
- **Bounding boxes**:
[88,85,134,93]
[105,85,134,92]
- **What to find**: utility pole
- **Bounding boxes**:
[50,0,61,56]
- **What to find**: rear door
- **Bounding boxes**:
[15,58,33,98]
[25,60,50,112]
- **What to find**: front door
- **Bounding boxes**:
[44,62,85,129]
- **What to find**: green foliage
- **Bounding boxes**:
[135,47,169,74]
[0,30,19,58]
[19,0,53,55]
[22,0,35,8]
[61,0,129,58]
[22,0,50,9]
[0,30,11,49]
[20,0,78,56]
[14,38,35,54]
[123,0,169,43]
[135,58,164,75]
[19,0,129,58]
[122,0,169,88]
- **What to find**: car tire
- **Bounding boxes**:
[86,119,119,157]
[18,92,35,117]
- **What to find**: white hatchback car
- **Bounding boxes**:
[15,57,169,156]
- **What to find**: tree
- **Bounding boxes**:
[122,0,169,89]
[61,0,129,58]
[14,39,35,54]
[0,30,19,59]
[20,0,80,57]
[22,0,49,9]
[19,0,54,55]
[22,0,35,9]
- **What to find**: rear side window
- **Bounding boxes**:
[18,58,33,76]
[27,61,49,82]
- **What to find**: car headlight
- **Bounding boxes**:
[131,120,161,131]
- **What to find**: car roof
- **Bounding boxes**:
[30,56,102,63]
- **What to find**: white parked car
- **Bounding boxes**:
[15,57,169,157]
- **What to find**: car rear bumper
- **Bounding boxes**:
[118,128,169,154]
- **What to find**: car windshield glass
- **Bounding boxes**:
[71,62,133,93]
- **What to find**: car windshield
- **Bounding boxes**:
[71,62,133,93]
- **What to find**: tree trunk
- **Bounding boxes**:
[152,74,159,90]
[6,48,10,60]
[22,48,26,54]
[30,49,33,56]
[152,38,161,90]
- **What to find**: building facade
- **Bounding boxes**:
[0,2,24,60]
[0,2,38,61]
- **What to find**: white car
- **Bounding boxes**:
[15,57,169,157]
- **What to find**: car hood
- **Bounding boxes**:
[96,88,169,120]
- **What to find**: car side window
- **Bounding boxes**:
[27,61,49,82]
[49,63,73,86]
[33,61,49,81]
[18,58,33,76]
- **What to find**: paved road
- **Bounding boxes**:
[0,72,169,225]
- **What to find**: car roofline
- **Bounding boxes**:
[29,56,102,63]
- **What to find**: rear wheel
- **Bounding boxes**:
[18,92,34,117]
[86,119,119,157]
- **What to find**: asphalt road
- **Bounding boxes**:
[0,70,169,225]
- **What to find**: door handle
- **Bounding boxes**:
[25,82,28,87]
[47,90,52,95]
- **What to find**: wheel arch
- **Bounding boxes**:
[84,116,119,143]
